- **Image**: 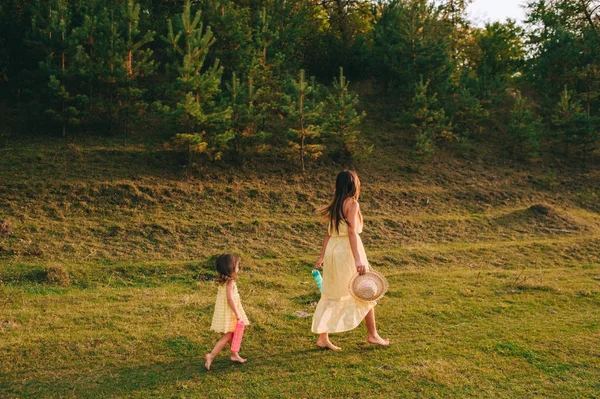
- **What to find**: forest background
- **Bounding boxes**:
[1,0,599,166]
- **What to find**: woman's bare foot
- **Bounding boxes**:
[316,339,341,351]
[230,353,247,363]
[204,353,214,370]
[367,335,390,346]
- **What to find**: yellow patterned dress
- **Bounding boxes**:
[210,281,250,334]
[311,219,376,334]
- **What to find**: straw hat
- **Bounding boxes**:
[349,270,389,302]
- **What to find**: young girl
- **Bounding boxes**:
[205,253,250,370]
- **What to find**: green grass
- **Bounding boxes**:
[1,133,599,397]
[1,265,599,398]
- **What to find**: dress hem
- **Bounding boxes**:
[210,322,250,335]
[311,302,375,334]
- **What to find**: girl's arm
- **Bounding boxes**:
[226,280,242,320]
[316,233,330,269]
[346,200,366,275]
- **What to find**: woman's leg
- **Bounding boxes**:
[205,332,233,370]
[316,332,341,350]
[365,308,390,346]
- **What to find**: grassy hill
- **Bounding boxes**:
[1,115,599,397]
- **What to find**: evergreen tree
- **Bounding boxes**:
[579,26,600,118]
[322,67,368,162]
[225,71,269,162]
[117,0,156,143]
[472,21,524,103]
[0,0,35,111]
[409,78,454,158]
[316,0,374,79]
[242,8,286,143]
[198,0,253,79]
[440,0,472,73]
[506,91,543,159]
[162,0,232,162]
[552,85,599,158]
[524,1,600,158]
[36,0,88,137]
[268,0,327,76]
[285,69,324,172]
[371,0,453,98]
[448,86,488,140]
[525,0,600,111]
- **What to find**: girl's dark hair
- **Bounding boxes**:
[318,170,362,233]
[216,253,239,284]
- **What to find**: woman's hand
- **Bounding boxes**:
[315,257,324,270]
[356,262,367,275]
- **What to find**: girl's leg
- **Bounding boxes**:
[364,308,390,346]
[316,332,341,351]
[205,332,233,370]
[230,351,247,363]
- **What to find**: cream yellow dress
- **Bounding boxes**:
[311,219,376,334]
[210,281,250,334]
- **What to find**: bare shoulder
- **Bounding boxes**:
[343,198,360,214]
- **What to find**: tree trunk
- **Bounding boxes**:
[586,70,592,117]
[301,133,305,172]
[124,83,131,146]
[579,0,599,32]
[128,51,133,77]
[62,104,66,137]
[61,49,66,137]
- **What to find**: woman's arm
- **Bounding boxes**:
[226,280,242,320]
[346,200,366,275]
[316,233,330,269]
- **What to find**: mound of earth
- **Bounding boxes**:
[497,204,589,234]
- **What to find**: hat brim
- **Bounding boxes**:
[348,270,389,302]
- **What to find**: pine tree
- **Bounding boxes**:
[162,0,232,163]
[525,0,600,113]
[448,86,488,140]
[196,0,253,80]
[409,78,454,158]
[225,71,269,162]
[440,0,472,71]
[37,0,88,137]
[117,0,156,144]
[552,85,599,158]
[285,69,325,172]
[579,27,600,119]
[506,91,543,159]
[473,21,524,103]
[316,0,373,78]
[372,0,453,98]
[246,8,284,136]
[322,67,368,162]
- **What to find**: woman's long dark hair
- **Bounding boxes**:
[319,170,362,233]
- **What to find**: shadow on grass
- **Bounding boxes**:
[4,345,358,398]
[4,358,220,398]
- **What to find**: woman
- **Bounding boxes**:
[311,170,390,350]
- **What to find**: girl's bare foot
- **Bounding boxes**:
[204,353,214,370]
[230,353,247,363]
[367,335,390,346]
[316,339,341,351]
